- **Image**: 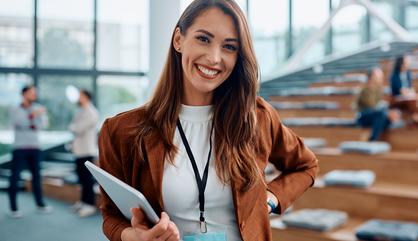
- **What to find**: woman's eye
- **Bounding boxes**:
[196,35,210,43]
[224,44,237,51]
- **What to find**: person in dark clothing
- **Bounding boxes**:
[8,85,53,218]
[389,55,418,124]
[69,90,99,217]
[356,68,400,141]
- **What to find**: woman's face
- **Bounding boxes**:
[173,7,239,104]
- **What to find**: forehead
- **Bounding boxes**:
[187,7,238,39]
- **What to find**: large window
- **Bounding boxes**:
[38,0,94,69]
[250,0,288,76]
[38,75,93,130]
[332,1,367,54]
[0,0,148,132]
[98,0,149,72]
[370,0,396,41]
[0,74,33,130]
[97,76,149,120]
[406,3,418,38]
[292,0,329,66]
[0,0,33,67]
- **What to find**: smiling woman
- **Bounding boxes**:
[97,1,318,241]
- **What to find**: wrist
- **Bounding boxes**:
[267,197,277,213]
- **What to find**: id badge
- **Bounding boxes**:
[183,231,227,241]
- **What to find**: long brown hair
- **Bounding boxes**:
[136,0,260,191]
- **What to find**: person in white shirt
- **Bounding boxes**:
[69,89,99,217]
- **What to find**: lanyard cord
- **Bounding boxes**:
[176,119,214,233]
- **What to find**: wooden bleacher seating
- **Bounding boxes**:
[267,54,418,240]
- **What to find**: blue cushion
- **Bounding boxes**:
[282,209,348,231]
[270,101,339,110]
[303,138,327,149]
[355,219,418,241]
[283,118,356,127]
[339,141,391,155]
[278,87,359,96]
[323,170,375,188]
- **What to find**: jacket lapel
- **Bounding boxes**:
[143,134,165,210]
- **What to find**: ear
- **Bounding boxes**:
[172,27,183,53]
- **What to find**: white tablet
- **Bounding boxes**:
[85,161,159,224]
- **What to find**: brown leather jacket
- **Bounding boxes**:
[98,97,319,241]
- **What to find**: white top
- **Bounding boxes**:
[69,103,99,157]
[162,105,242,241]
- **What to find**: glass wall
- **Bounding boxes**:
[97,76,149,120]
[0,0,148,135]
[38,75,93,130]
[98,0,149,72]
[370,0,396,41]
[0,74,33,130]
[332,1,367,54]
[292,0,328,66]
[406,3,418,38]
[0,0,33,67]
[38,0,94,69]
[250,0,288,76]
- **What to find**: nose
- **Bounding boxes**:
[207,47,222,65]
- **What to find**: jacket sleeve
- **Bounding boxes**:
[264,103,319,214]
[98,119,131,241]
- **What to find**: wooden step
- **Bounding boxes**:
[269,94,392,110]
[290,126,418,152]
[278,109,356,118]
[293,181,418,222]
[291,127,369,147]
[270,95,356,110]
[270,215,364,241]
[315,148,418,185]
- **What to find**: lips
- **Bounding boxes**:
[196,64,221,79]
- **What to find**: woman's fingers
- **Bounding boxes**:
[129,210,180,241]
[146,212,170,238]
[157,221,179,240]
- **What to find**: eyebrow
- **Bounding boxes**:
[195,29,239,43]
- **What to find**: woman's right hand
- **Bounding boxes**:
[121,208,180,241]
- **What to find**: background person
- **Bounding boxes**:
[390,55,418,125]
[356,68,400,141]
[69,89,99,217]
[8,85,52,218]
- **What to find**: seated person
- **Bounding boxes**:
[356,68,400,141]
[390,55,418,124]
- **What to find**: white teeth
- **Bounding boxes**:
[197,65,219,76]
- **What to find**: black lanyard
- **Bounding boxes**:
[176,120,213,233]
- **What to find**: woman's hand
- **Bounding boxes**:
[121,208,180,241]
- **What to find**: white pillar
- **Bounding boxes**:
[148,0,181,96]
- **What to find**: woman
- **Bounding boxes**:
[356,68,399,141]
[390,55,418,124]
[98,1,318,241]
